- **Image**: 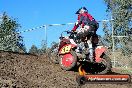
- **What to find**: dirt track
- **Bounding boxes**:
[0,51,132,88]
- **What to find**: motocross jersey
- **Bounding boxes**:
[72,12,98,31]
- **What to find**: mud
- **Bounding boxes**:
[0,51,131,88]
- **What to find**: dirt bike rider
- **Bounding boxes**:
[71,7,99,62]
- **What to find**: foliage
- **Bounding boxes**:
[29,40,47,55]
[37,40,47,55]
[0,12,26,52]
[40,40,47,53]
[29,45,38,54]
[51,41,59,51]
[103,0,132,55]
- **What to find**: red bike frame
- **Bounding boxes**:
[95,46,107,62]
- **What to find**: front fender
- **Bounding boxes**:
[95,46,107,62]
[59,44,77,55]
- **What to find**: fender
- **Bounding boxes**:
[59,44,77,55]
[95,46,107,62]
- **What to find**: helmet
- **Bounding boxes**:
[75,7,88,14]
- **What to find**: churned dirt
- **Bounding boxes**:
[0,51,131,88]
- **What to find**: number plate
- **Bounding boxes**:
[61,45,71,54]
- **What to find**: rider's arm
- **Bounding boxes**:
[86,13,99,29]
[87,13,95,21]
[72,23,79,31]
[72,14,83,31]
[72,15,81,31]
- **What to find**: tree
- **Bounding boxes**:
[40,40,47,53]
[18,45,27,53]
[29,45,38,54]
[103,0,132,55]
[49,41,59,55]
[0,12,25,52]
[36,40,47,55]
[51,41,59,51]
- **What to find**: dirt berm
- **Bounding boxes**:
[0,51,131,88]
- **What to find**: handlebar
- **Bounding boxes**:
[64,30,77,34]
[59,30,77,40]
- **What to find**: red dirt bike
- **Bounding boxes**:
[49,31,112,74]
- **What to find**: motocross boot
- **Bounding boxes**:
[87,40,94,62]
[89,48,94,62]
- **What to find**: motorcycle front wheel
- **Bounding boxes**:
[59,50,77,71]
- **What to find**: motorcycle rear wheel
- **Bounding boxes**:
[80,53,112,74]
[97,53,112,74]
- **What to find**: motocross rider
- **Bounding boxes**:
[71,7,99,62]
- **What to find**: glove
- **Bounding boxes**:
[71,27,77,32]
[71,30,77,35]
[75,21,78,25]
[71,30,77,34]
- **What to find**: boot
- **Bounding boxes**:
[89,55,94,62]
[89,48,94,62]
